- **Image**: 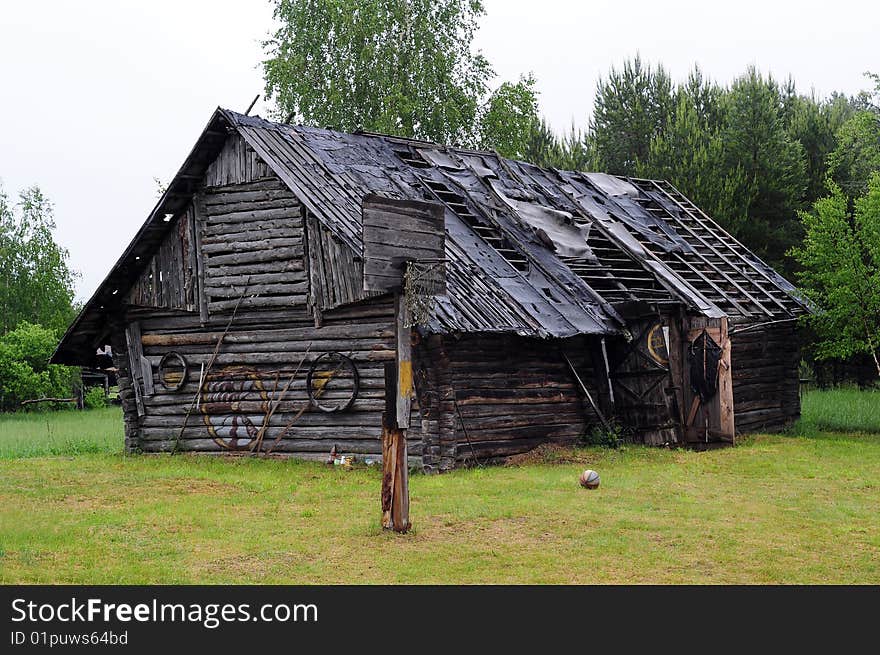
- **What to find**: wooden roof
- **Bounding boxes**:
[52,108,806,365]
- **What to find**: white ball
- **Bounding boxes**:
[580,469,600,489]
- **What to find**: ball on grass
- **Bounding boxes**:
[579,469,600,489]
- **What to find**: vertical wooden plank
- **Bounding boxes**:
[381,363,410,532]
[666,311,685,431]
[394,294,412,531]
[124,324,145,417]
[126,321,154,396]
[396,293,413,428]
[718,316,735,443]
[391,428,410,532]
[191,197,209,324]
[380,421,396,530]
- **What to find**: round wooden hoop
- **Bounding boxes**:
[306,352,360,413]
[158,351,189,392]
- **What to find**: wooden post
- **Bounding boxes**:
[379,294,412,533]
[396,293,413,428]
[381,362,410,532]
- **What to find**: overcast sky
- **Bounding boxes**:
[0,0,876,301]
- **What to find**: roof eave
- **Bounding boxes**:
[51,108,235,365]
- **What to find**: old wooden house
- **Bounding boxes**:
[53,108,806,471]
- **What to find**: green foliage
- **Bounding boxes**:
[786,92,853,203]
[791,175,880,376]
[479,73,540,159]
[0,184,77,335]
[639,84,751,228]
[720,67,808,271]
[581,419,626,448]
[522,118,565,168]
[0,322,78,411]
[83,386,108,410]
[591,55,674,175]
[521,120,593,171]
[262,0,492,145]
[853,70,880,112]
[827,111,880,199]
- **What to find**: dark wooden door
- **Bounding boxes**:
[606,317,680,445]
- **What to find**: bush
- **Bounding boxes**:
[581,420,626,448]
[0,321,77,411]
[83,386,107,410]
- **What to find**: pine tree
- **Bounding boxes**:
[591,56,674,176]
[722,67,808,271]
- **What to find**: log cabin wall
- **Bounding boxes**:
[413,333,455,471]
[414,333,603,468]
[730,320,801,433]
[200,153,308,314]
[305,213,381,315]
[114,133,423,460]
[111,328,139,452]
[122,297,422,458]
[126,207,198,311]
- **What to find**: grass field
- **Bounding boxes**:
[0,407,122,458]
[0,390,877,584]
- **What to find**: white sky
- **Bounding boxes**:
[0,0,877,301]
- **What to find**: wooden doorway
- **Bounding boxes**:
[673,315,735,446]
[606,315,680,445]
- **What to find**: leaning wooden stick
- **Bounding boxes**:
[172,282,251,454]
[252,344,312,454]
[250,370,280,454]
[562,351,611,430]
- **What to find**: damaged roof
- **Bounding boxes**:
[229,111,804,322]
[53,108,806,364]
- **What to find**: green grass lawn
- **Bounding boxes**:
[0,406,122,458]
[797,387,880,434]
[0,390,877,584]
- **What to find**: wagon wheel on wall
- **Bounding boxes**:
[306,352,360,412]
[200,370,270,451]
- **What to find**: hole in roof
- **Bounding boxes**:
[163,213,173,222]
[541,287,559,303]
[135,256,141,260]
[394,148,431,168]
[111,289,118,295]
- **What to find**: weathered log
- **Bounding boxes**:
[206,246,303,267]
[204,282,308,298]
[201,237,302,255]
[202,188,295,208]
[203,223,302,241]
[203,207,302,226]
[203,198,299,216]
[141,322,393,347]
[207,296,308,312]
[206,260,304,277]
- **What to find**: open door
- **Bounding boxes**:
[673,315,735,446]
